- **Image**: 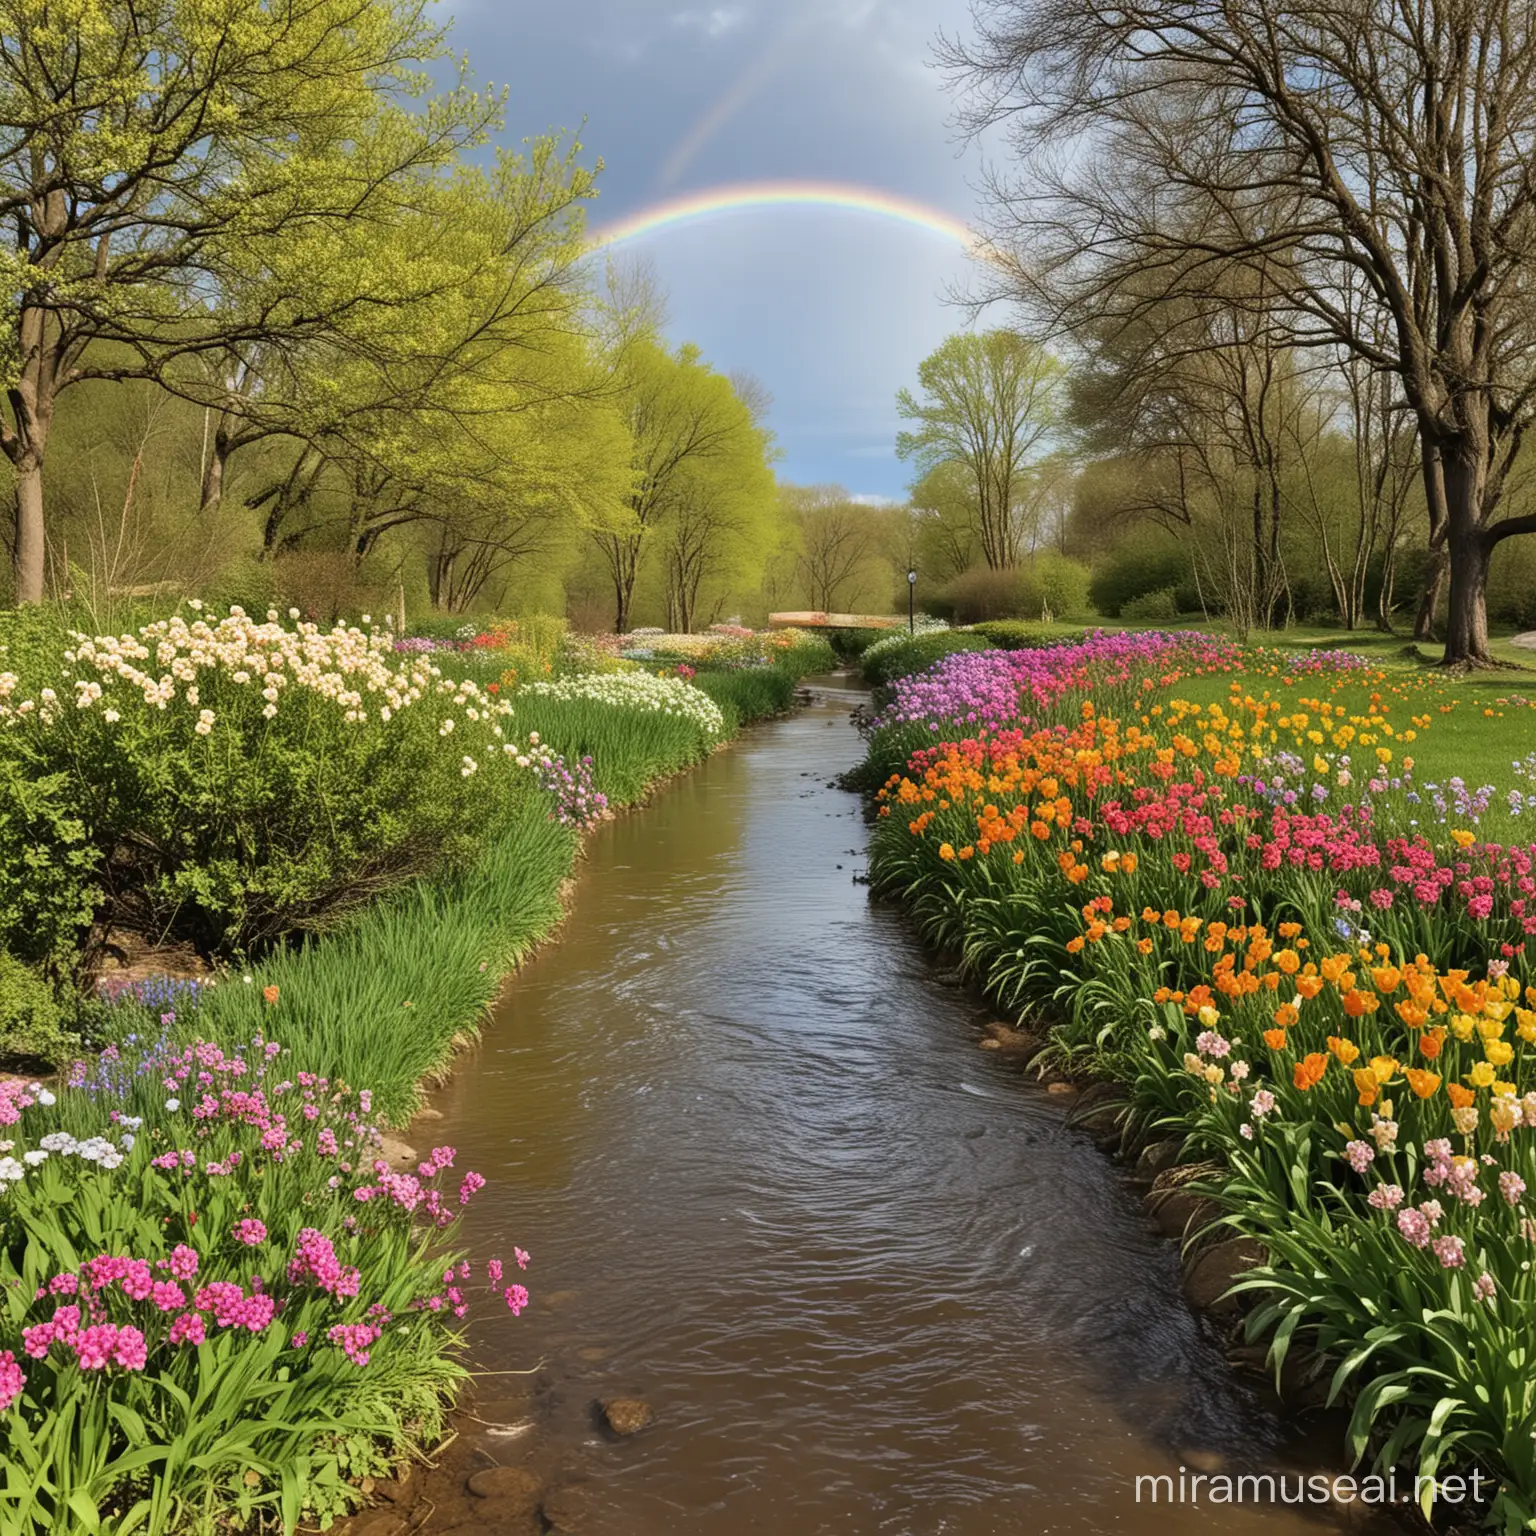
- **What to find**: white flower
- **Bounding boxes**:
[289,608,300,619]
[35,1089,54,1106]
[23,1150,47,1166]
[439,718,455,736]
[0,1158,25,1182]
[103,708,120,723]
[164,1098,180,1113]
[39,1133,75,1153]
[188,599,203,611]
[119,1133,135,1151]
[262,703,277,719]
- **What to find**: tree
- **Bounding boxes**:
[782,486,886,613]
[592,338,771,633]
[0,0,497,602]
[896,331,1063,569]
[943,0,1536,664]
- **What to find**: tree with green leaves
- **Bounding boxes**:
[0,0,500,602]
[896,332,1063,570]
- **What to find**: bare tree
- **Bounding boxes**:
[789,488,884,612]
[944,0,1536,663]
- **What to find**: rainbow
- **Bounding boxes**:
[588,180,987,258]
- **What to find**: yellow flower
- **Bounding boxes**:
[1450,1012,1478,1043]
[1450,829,1476,848]
[1312,755,1329,774]
[1197,1004,1220,1028]
[1468,1061,1497,1089]
[1369,1055,1399,1084]
[1485,1040,1515,1068]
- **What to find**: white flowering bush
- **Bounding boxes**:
[0,606,543,956]
[519,670,726,735]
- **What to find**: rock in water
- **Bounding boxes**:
[599,1398,655,1436]
[465,1465,544,1512]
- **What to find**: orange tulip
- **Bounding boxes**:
[1292,1053,1329,1090]
[1404,1068,1442,1100]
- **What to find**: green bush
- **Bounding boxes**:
[0,954,78,1065]
[0,758,101,971]
[1087,534,1196,616]
[860,630,993,687]
[1118,586,1181,624]
[2,608,532,958]
[969,620,1090,650]
[826,627,889,659]
[933,556,1094,625]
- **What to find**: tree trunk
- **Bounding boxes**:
[1413,548,1446,641]
[1442,529,1492,666]
[200,437,227,512]
[1440,444,1494,665]
[13,462,46,603]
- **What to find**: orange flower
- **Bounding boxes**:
[1293,1053,1329,1090]
[1418,1028,1446,1060]
[1263,1028,1289,1050]
[1404,1068,1442,1100]
[1341,988,1379,1018]
[1137,937,1153,955]
[1351,1068,1378,1107]
[262,985,279,1006]
[1278,921,1303,939]
[938,844,956,861]
[1370,966,1403,994]
[1295,975,1324,1000]
[1326,1035,1360,1065]
[1446,1082,1476,1109]
[1066,935,1086,953]
[1274,949,1301,975]
[1272,1002,1300,1029]
[1120,852,1138,874]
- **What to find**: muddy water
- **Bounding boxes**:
[426,678,1370,1536]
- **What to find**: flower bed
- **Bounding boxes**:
[0,1032,525,1534]
[861,634,1536,1527]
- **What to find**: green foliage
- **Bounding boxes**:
[1119,586,1181,623]
[859,630,993,687]
[0,956,77,1067]
[3,609,531,958]
[1086,530,1197,617]
[693,668,797,732]
[825,627,890,659]
[932,556,1095,624]
[970,620,1089,650]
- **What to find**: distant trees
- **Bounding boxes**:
[942,0,1536,664]
[896,332,1064,569]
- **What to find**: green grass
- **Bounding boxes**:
[191,790,576,1123]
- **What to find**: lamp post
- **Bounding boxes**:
[907,567,917,634]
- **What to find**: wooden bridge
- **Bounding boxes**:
[767,612,904,631]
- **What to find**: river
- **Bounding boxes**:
[421,677,1380,1536]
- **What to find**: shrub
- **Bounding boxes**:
[1087,534,1195,616]
[1118,586,1180,624]
[0,956,77,1066]
[969,620,1089,650]
[1,607,540,957]
[934,556,1094,625]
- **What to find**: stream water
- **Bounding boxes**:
[423,676,1378,1536]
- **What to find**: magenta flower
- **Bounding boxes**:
[234,1219,268,1247]
[0,1352,24,1412]
[504,1284,529,1316]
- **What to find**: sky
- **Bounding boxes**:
[444,0,995,501]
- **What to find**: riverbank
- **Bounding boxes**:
[855,629,1536,1531]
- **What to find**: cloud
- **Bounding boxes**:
[670,5,751,37]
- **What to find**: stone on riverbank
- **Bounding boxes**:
[466,1464,544,1511]
[1183,1237,1265,1314]
[542,1483,593,1531]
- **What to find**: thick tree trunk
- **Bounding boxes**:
[13,462,46,603]
[200,439,226,512]
[1442,530,1492,666]
[1440,445,1495,666]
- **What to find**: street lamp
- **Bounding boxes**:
[907,567,917,634]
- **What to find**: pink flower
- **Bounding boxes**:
[487,1258,503,1285]
[1500,1171,1526,1206]
[151,1281,186,1313]
[458,1171,486,1206]
[1343,1140,1375,1174]
[1432,1235,1466,1269]
[1367,1184,1404,1212]
[169,1312,207,1346]
[291,1331,309,1348]
[1249,1089,1276,1120]
[327,1322,380,1366]
[234,1219,268,1247]
[1473,1271,1497,1302]
[72,1324,119,1371]
[504,1285,529,1316]
[1396,1208,1431,1248]
[0,1351,24,1412]
[161,1245,200,1281]
[514,1247,530,1270]
[111,1326,148,1370]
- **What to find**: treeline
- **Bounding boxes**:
[0,0,912,633]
